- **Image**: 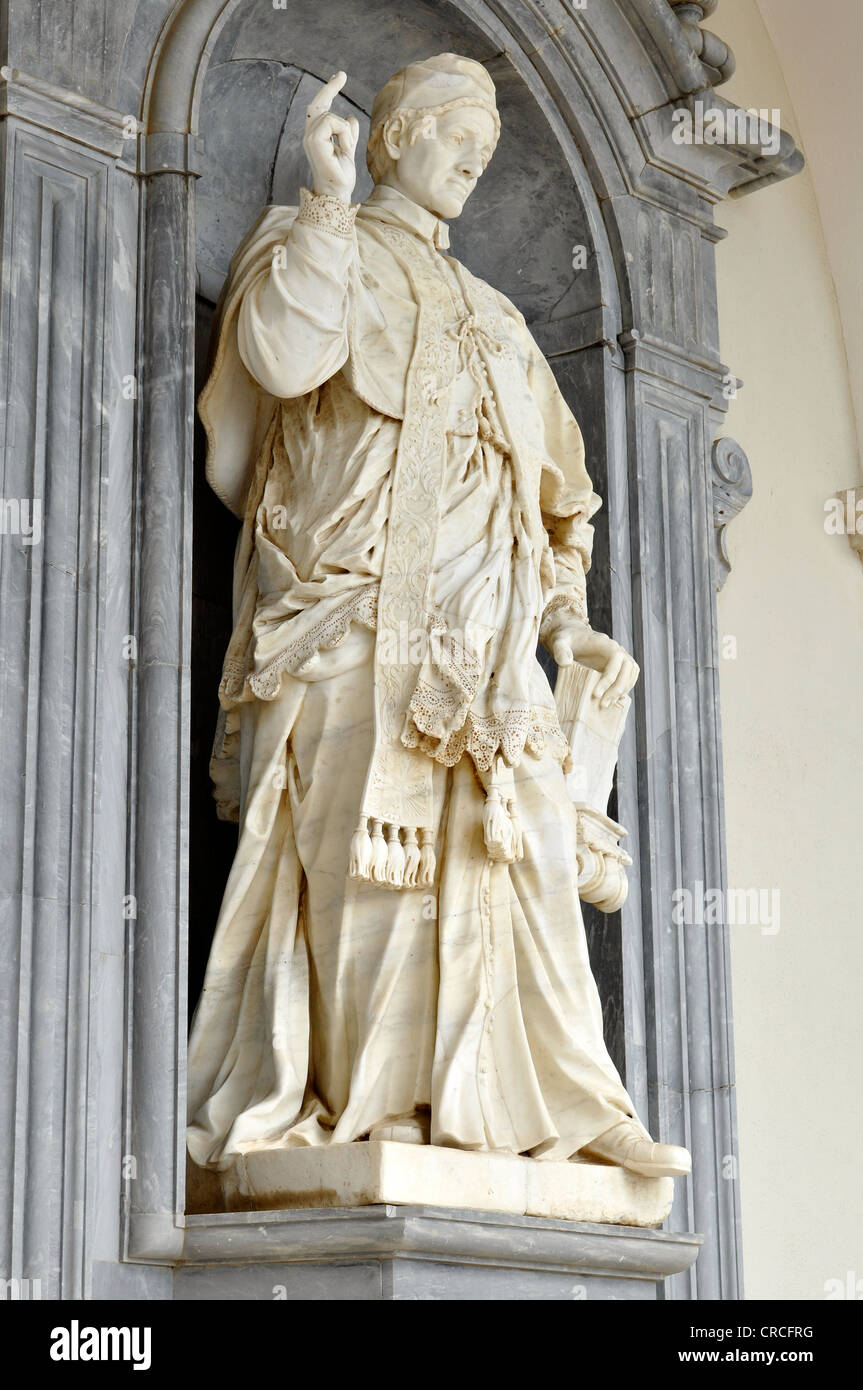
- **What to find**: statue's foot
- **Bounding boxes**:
[369,1113,429,1145]
[579,1119,691,1178]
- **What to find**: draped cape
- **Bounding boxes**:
[199,201,601,883]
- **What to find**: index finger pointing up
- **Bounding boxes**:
[306,70,348,120]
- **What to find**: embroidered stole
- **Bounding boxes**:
[347,224,541,890]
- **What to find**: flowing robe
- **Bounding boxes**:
[187,184,644,1169]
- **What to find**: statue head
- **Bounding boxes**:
[367,53,500,220]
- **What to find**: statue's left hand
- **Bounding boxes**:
[552,621,639,708]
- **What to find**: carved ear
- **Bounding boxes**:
[381,113,407,162]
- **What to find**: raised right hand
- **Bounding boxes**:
[302,71,359,203]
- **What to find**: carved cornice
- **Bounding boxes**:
[711,437,753,589]
[626,0,803,199]
[0,64,133,159]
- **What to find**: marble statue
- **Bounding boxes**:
[187,54,691,1197]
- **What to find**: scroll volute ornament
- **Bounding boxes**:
[668,0,736,86]
[712,437,753,590]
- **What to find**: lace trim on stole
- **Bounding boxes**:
[239,585,379,701]
[401,612,571,772]
[404,690,571,772]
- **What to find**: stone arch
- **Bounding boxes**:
[139,0,640,315]
[127,0,791,1297]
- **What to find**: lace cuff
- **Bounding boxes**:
[540,590,590,649]
[296,187,359,241]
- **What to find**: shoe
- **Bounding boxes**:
[580,1119,691,1178]
[368,1115,428,1145]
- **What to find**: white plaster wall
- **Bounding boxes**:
[714,0,863,1301]
[757,0,863,469]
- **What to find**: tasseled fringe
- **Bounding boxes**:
[419,828,436,886]
[348,820,432,891]
[482,789,524,865]
[403,828,421,888]
[348,815,372,880]
[483,787,514,863]
[507,797,524,863]
[385,823,406,887]
[369,819,388,883]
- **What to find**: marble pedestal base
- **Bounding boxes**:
[175,1205,702,1300]
[191,1141,676,1227]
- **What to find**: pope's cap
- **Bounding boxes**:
[369,52,500,141]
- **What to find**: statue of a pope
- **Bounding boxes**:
[187,54,690,1180]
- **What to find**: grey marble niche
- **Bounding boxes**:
[0,0,801,1301]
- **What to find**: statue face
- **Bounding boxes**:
[379,105,497,220]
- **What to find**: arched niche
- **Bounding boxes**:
[128,0,758,1298]
[193,2,603,317]
[186,0,628,1064]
